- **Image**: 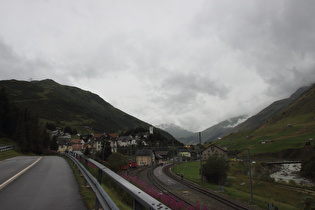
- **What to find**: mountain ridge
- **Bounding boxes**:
[233,86,310,132]
[0,79,177,142]
[179,115,248,145]
[157,85,311,146]
[215,83,315,155]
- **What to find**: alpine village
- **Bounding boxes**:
[1,79,314,210]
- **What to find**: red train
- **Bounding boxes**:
[121,160,137,170]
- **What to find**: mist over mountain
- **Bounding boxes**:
[155,123,194,139]
[178,115,248,145]
[157,115,248,145]
[158,85,311,146]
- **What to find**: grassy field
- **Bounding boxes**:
[173,161,314,209]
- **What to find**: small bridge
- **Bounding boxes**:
[266,161,302,165]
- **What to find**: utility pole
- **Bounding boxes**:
[248,149,253,202]
[173,138,175,170]
[150,150,153,186]
[102,140,105,161]
[199,132,203,185]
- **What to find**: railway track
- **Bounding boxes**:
[161,164,250,210]
[131,164,253,209]
[146,167,194,208]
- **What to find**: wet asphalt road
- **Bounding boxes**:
[0,156,40,185]
[0,156,87,210]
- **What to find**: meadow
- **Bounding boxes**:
[173,161,314,209]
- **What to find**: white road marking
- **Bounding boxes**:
[0,157,42,190]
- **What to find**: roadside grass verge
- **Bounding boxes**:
[0,149,22,161]
[65,157,132,210]
[85,166,133,210]
[173,161,312,209]
[66,158,95,209]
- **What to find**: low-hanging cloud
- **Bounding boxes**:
[1,0,315,132]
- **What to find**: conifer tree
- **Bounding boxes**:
[51,135,58,151]
[1,87,48,154]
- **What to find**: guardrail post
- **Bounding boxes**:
[85,158,88,169]
[84,158,88,186]
[95,199,100,210]
[95,168,103,210]
[133,199,142,210]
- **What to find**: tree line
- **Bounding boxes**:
[0,88,51,154]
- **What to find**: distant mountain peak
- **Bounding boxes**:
[155,123,194,139]
[156,115,249,145]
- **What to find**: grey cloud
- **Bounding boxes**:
[163,72,229,97]
[191,0,315,90]
[154,72,230,112]
[270,0,315,52]
[192,0,315,57]
[1,0,315,132]
[0,39,49,80]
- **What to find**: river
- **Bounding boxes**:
[270,163,314,186]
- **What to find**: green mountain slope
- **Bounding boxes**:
[233,86,309,132]
[0,79,174,140]
[216,84,315,156]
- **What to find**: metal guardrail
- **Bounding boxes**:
[66,151,169,210]
[64,153,119,210]
[0,145,16,152]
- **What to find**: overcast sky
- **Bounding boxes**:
[1,0,315,132]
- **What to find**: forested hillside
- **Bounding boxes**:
[0,79,176,141]
[0,88,51,154]
[0,79,180,146]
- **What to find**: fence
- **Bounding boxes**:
[64,151,169,210]
[0,145,16,152]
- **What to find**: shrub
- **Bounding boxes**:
[202,155,229,185]
[107,153,129,172]
[301,154,315,180]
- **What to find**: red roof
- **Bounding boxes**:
[70,139,83,144]
[94,133,105,138]
[109,133,118,138]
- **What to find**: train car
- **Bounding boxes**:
[121,159,137,170]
